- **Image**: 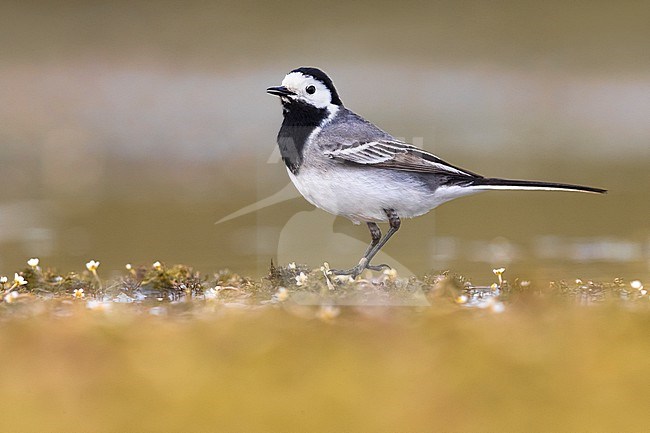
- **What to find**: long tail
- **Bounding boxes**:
[469,177,607,194]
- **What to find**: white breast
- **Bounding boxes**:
[287,165,478,223]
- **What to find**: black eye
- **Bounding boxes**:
[306,85,316,94]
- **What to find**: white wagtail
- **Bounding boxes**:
[267,67,606,277]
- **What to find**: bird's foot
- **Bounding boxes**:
[330,259,391,279]
[329,265,364,278]
[366,263,391,272]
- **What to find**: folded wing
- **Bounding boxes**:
[324,140,606,194]
[324,140,481,178]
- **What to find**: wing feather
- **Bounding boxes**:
[324,140,481,177]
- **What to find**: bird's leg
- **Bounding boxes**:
[362,222,392,271]
[364,222,382,256]
[331,211,401,278]
[363,209,401,270]
[330,222,382,277]
[363,222,391,271]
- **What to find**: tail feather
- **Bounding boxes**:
[469,178,607,194]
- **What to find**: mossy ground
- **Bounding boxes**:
[1,262,649,432]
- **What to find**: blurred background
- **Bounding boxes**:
[1,0,649,281]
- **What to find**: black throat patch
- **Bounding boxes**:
[277,99,329,174]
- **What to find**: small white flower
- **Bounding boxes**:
[125,263,133,271]
[27,258,40,268]
[0,276,7,284]
[492,267,505,285]
[152,261,162,271]
[13,273,27,286]
[519,280,531,287]
[287,262,296,270]
[640,289,648,296]
[86,260,100,272]
[630,280,643,290]
[455,294,468,304]
[275,287,289,302]
[575,279,583,285]
[295,272,308,286]
[73,288,85,299]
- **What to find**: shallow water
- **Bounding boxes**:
[1,1,649,281]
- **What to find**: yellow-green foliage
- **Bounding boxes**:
[0,263,649,432]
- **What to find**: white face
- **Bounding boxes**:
[280,72,333,109]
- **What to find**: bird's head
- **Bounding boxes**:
[267,67,343,110]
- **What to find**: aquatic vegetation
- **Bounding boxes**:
[0,259,647,317]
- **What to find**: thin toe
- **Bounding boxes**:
[330,266,363,278]
[367,263,391,271]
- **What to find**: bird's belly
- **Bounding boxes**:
[287,166,446,223]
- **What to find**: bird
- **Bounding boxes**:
[267,67,606,278]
